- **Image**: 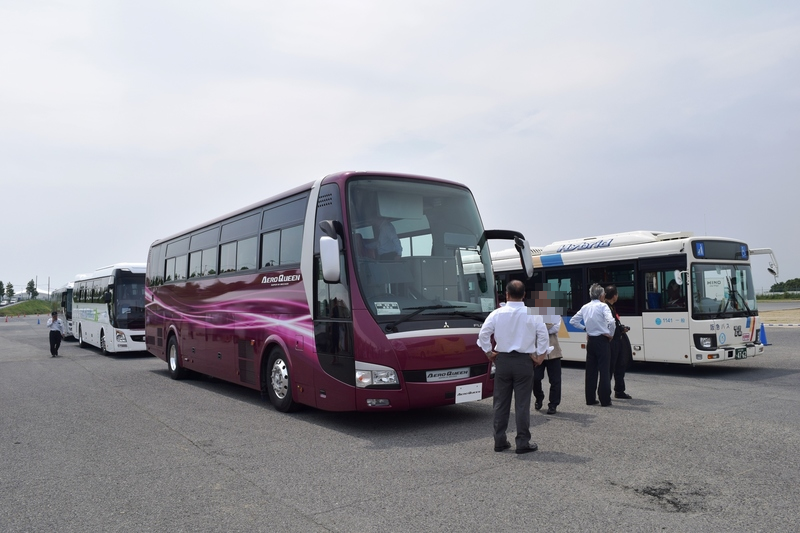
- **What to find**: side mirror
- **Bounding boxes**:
[320,236,340,283]
[674,270,683,285]
[103,292,112,303]
[515,237,534,279]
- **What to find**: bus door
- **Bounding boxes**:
[640,258,690,362]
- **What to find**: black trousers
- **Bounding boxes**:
[533,357,562,408]
[49,331,62,356]
[609,337,626,393]
[585,335,611,405]
[493,352,534,449]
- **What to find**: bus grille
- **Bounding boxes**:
[403,363,488,383]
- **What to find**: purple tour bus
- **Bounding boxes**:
[145,171,532,412]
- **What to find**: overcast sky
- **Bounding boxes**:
[1,1,797,296]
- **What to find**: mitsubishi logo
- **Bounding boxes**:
[443,322,450,328]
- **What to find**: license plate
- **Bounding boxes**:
[455,383,482,403]
[735,348,747,359]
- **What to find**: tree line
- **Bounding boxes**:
[0,279,39,300]
[769,278,800,292]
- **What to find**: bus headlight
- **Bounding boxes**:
[694,334,716,350]
[115,330,127,343]
[355,362,399,388]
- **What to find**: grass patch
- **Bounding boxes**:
[0,299,54,317]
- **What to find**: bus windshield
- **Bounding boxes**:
[691,263,757,318]
[347,178,495,324]
[113,274,146,329]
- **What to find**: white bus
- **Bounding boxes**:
[493,231,778,365]
[73,263,147,354]
[51,282,75,339]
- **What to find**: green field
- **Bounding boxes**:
[0,299,54,317]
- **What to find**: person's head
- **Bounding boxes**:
[605,284,618,304]
[668,279,680,297]
[589,283,605,301]
[535,289,551,307]
[51,311,57,317]
[505,279,526,301]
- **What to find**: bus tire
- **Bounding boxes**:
[265,347,300,413]
[167,336,188,380]
[78,326,85,348]
[100,330,109,356]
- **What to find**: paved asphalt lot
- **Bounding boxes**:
[1,316,799,532]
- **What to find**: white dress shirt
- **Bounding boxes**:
[46,317,65,334]
[478,301,551,355]
[538,314,562,336]
[569,299,614,337]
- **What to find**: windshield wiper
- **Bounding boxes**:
[429,309,487,322]
[725,275,754,316]
[384,304,465,332]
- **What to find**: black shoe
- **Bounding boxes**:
[615,392,632,399]
[534,400,543,410]
[546,406,557,415]
[494,442,511,452]
[601,402,612,407]
[587,400,599,406]
[516,443,538,454]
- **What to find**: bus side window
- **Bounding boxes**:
[544,269,582,315]
[643,269,684,310]
[644,272,662,309]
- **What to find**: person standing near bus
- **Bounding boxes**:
[569,284,615,406]
[478,279,550,454]
[46,311,65,357]
[604,285,632,400]
[532,290,563,415]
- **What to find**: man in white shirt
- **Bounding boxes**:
[569,283,615,406]
[365,217,402,260]
[46,311,65,357]
[478,279,551,454]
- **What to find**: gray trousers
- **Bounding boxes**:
[493,351,534,448]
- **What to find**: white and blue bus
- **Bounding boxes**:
[493,231,778,365]
[73,263,147,354]
[51,282,75,339]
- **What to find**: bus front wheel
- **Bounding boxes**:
[100,330,109,356]
[265,347,300,413]
[167,337,188,380]
[78,326,85,348]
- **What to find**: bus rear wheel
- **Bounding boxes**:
[265,347,300,412]
[167,337,188,380]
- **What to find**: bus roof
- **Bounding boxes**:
[77,263,147,281]
[148,170,467,248]
[540,230,694,255]
[491,230,757,272]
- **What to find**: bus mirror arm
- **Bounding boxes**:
[750,247,779,280]
[480,230,534,280]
